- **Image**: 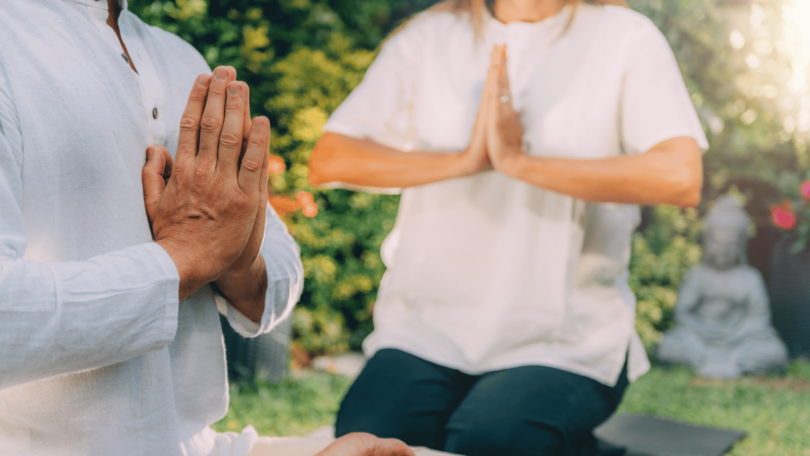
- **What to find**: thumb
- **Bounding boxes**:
[142,146,173,222]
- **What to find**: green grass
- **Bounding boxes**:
[212,370,352,437]
[215,362,810,455]
[618,362,810,456]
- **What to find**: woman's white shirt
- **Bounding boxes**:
[323,4,708,386]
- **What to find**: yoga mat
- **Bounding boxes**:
[595,414,746,456]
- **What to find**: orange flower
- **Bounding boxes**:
[268,195,299,216]
[267,155,286,175]
[267,191,318,218]
[295,191,315,205]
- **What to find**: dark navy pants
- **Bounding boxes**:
[335,349,628,456]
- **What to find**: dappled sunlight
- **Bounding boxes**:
[728,1,810,145]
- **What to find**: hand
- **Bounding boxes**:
[315,433,415,456]
[216,75,272,278]
[486,44,525,175]
[216,121,270,277]
[459,65,496,175]
[142,66,271,300]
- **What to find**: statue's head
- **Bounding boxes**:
[703,195,750,270]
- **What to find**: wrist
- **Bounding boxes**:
[157,238,213,300]
[455,147,490,178]
[494,147,527,178]
[215,256,266,299]
[218,254,263,281]
[214,256,267,322]
[453,149,476,178]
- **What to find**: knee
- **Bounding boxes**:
[335,401,443,448]
[444,420,562,456]
[335,401,398,438]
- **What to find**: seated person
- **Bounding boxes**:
[308,0,706,454]
[0,1,411,455]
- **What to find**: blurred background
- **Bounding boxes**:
[132,1,810,453]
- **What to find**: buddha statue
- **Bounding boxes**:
[656,196,788,379]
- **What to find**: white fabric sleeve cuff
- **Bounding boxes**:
[144,241,182,344]
[215,293,261,336]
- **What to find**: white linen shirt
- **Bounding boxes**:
[323,4,708,386]
[0,1,304,455]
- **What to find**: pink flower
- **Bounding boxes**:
[801,180,810,200]
[771,201,796,230]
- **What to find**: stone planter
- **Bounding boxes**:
[769,238,810,359]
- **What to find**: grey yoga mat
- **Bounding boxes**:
[594,414,746,456]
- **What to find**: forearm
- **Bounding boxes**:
[499,138,702,207]
[309,132,473,189]
[213,255,268,323]
[0,243,179,390]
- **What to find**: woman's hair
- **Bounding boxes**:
[387,0,627,43]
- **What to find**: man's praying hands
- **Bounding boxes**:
[141,67,270,322]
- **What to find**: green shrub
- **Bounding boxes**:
[630,207,703,351]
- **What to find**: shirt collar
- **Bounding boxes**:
[483,3,572,32]
[63,0,128,12]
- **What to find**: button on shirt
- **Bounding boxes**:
[324,4,708,386]
[0,1,304,455]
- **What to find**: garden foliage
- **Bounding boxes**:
[133,0,805,355]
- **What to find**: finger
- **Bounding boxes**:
[480,54,499,117]
[488,52,502,123]
[496,47,515,114]
[242,82,252,145]
[499,45,511,92]
[238,116,271,193]
[176,74,211,163]
[477,66,493,122]
[197,66,232,164]
[487,45,503,102]
[224,63,252,160]
[255,151,269,236]
[259,144,269,197]
[142,146,173,221]
[217,81,247,178]
[160,147,174,182]
[223,65,249,156]
[491,44,504,72]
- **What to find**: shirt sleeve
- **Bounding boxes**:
[216,205,304,338]
[0,77,180,390]
[619,22,709,155]
[322,21,421,150]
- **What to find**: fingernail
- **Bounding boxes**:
[215,68,228,81]
[196,74,210,88]
[146,147,154,159]
[228,84,241,96]
[253,117,266,130]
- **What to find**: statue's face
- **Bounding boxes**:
[703,227,744,270]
